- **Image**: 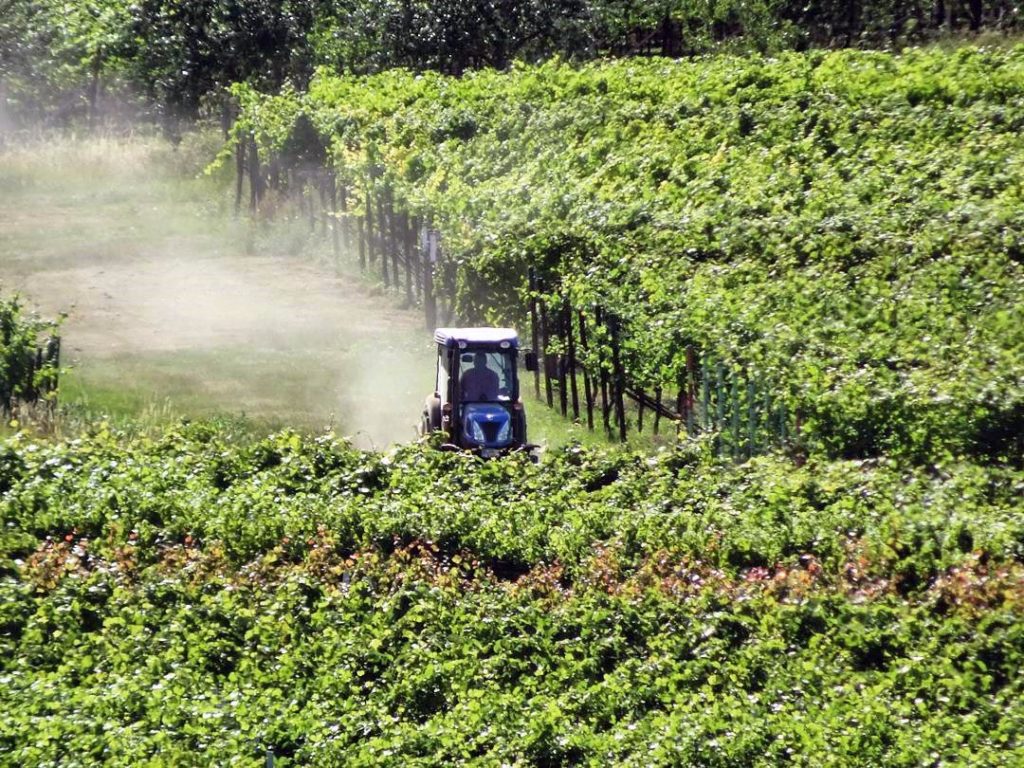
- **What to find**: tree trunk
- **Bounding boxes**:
[87,51,102,131]
[968,0,983,29]
[845,0,860,46]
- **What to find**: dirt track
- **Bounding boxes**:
[0,137,428,446]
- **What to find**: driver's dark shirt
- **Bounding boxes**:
[461,366,499,401]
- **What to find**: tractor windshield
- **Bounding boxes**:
[458,349,515,403]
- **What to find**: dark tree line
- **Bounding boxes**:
[1,0,1020,127]
[1,0,320,126]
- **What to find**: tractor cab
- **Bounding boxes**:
[421,327,537,456]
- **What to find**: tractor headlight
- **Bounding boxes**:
[495,418,511,444]
[469,418,486,444]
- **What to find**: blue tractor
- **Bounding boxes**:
[421,327,538,456]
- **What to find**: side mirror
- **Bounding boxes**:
[524,351,538,372]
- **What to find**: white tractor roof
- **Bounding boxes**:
[434,327,519,348]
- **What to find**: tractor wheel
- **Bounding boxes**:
[513,407,527,445]
[423,395,442,434]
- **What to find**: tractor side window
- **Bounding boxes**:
[436,350,450,405]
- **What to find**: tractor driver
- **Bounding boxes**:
[460,351,500,401]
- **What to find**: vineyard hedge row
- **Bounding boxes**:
[2,427,1023,765]
[233,47,1024,464]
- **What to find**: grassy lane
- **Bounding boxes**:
[0,134,427,445]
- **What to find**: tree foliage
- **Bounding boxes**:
[1,0,1021,124]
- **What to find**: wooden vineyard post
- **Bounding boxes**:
[339,184,350,253]
[677,385,686,436]
[268,157,280,195]
[538,289,554,409]
[578,311,595,430]
[234,136,245,215]
[296,171,306,221]
[357,208,366,270]
[48,337,60,405]
[377,192,389,287]
[677,353,687,435]
[609,314,627,442]
[424,228,438,330]
[308,173,317,232]
[699,366,709,433]
[701,367,711,433]
[410,216,422,301]
[386,189,400,294]
[311,173,319,233]
[686,346,697,436]
[747,380,757,458]
[248,136,262,213]
[528,268,541,400]
[653,386,662,435]
[383,194,393,288]
[715,363,725,434]
[565,302,580,420]
[402,212,413,305]
[730,376,741,459]
[329,174,341,259]
[441,255,457,326]
[46,337,60,397]
[557,301,568,418]
[595,306,612,438]
[408,217,418,300]
[318,173,328,237]
[365,187,374,265]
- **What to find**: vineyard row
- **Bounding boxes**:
[222,48,1024,464]
[233,149,801,454]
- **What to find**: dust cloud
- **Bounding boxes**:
[0,134,432,448]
